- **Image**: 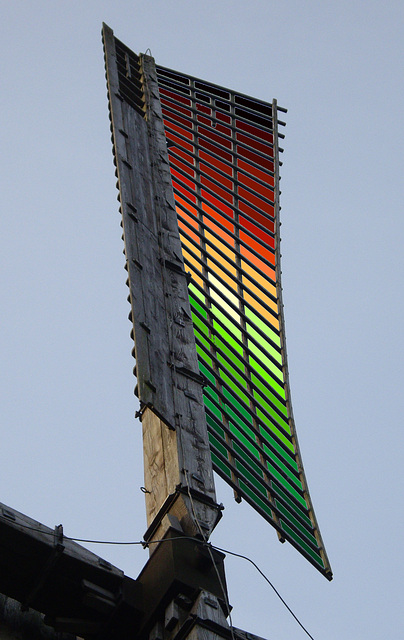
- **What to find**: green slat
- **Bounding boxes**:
[235,458,266,496]
[279,521,324,567]
[204,398,223,422]
[266,461,305,503]
[208,432,228,458]
[275,501,317,546]
[256,409,293,449]
[212,453,232,478]
[230,424,260,459]
[261,443,300,484]
[238,480,273,518]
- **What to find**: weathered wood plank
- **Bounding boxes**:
[104,25,220,546]
[103,23,154,409]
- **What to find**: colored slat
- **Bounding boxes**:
[156,64,332,580]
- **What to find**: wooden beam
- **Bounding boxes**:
[103,25,221,546]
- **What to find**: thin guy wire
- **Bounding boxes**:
[2,518,316,638]
[182,469,236,640]
[213,543,315,640]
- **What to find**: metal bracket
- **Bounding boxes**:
[168,364,205,386]
[165,259,186,275]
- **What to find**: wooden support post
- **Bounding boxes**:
[141,409,221,543]
[103,25,222,548]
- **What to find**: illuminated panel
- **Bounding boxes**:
[156,66,332,579]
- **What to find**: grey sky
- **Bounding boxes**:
[1,2,403,638]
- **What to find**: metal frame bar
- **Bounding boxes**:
[156,66,287,130]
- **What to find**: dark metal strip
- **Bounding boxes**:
[157,63,286,117]
[114,37,141,63]
[157,73,275,132]
[117,76,145,105]
[156,66,283,131]
[114,54,143,86]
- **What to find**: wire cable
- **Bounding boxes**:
[1,517,316,639]
[182,469,236,640]
[212,543,315,640]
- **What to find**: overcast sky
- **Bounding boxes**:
[1,2,403,639]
